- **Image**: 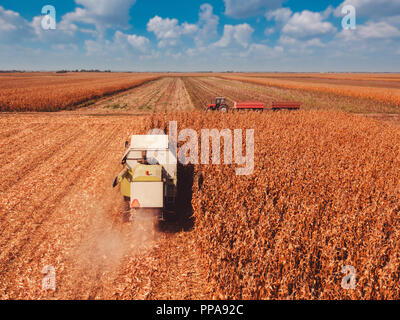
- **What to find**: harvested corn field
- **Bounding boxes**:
[78,77,195,114]
[0,113,209,299]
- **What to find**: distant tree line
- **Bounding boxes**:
[0,70,27,73]
[56,69,112,73]
[0,70,112,73]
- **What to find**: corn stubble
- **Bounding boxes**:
[151,110,400,299]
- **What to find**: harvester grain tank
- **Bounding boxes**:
[113,134,177,221]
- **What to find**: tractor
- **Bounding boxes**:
[206,97,301,112]
[205,97,229,112]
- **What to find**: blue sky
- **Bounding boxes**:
[0,0,399,71]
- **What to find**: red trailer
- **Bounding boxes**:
[234,101,265,110]
[234,101,301,111]
[272,101,301,111]
[206,97,301,112]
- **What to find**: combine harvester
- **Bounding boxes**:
[113,135,177,222]
[205,97,301,112]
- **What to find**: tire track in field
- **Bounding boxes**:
[73,77,195,113]
[187,77,276,108]
[127,78,173,112]
[0,124,107,260]
[201,77,276,101]
[0,116,181,300]
[0,123,59,160]
[0,122,125,298]
[0,122,43,142]
[0,116,211,300]
[169,78,195,111]
[182,77,212,110]
[157,78,177,111]
[97,78,173,112]
[0,126,84,192]
[3,128,125,299]
[69,78,167,113]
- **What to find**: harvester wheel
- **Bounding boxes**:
[220,106,228,113]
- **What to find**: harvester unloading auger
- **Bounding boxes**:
[113,135,177,222]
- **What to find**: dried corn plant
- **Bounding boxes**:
[150,110,400,300]
[0,73,160,112]
[221,75,400,110]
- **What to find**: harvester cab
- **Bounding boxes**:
[206,97,228,112]
[113,135,177,222]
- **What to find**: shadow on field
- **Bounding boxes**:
[159,164,195,233]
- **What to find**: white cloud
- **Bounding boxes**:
[2,1,400,72]
[214,24,254,48]
[139,50,161,61]
[335,0,400,18]
[114,30,150,52]
[0,6,35,41]
[31,14,81,42]
[278,35,326,52]
[305,38,325,47]
[195,4,219,46]
[279,35,297,45]
[386,15,400,28]
[336,21,400,41]
[358,21,400,38]
[0,7,22,31]
[224,0,284,18]
[264,27,275,35]
[127,34,150,49]
[84,29,150,57]
[147,16,180,40]
[147,4,219,48]
[182,22,199,35]
[62,0,136,35]
[266,8,292,23]
[282,10,336,38]
[85,39,109,56]
[241,43,283,58]
[147,16,198,47]
[0,5,86,45]
[51,43,78,52]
